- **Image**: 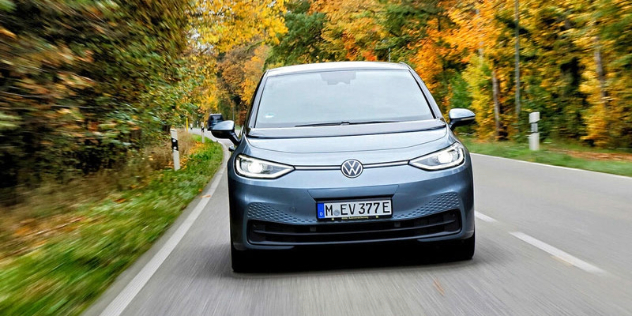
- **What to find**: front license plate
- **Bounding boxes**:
[317,199,392,220]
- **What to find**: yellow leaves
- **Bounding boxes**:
[18,79,50,95]
[314,0,385,61]
[581,102,610,147]
[57,108,73,115]
[446,0,505,57]
[462,55,497,140]
[0,27,16,39]
[240,45,270,104]
[187,0,287,116]
[193,0,287,53]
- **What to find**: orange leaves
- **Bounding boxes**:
[410,40,443,90]
[0,27,16,39]
[241,45,270,105]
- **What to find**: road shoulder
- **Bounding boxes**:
[82,134,228,316]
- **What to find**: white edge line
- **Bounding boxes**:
[100,135,227,316]
[510,232,606,275]
[475,212,498,223]
[470,153,632,180]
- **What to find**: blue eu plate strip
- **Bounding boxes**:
[317,203,325,219]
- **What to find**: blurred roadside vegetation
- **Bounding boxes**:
[0,134,223,316]
[460,136,632,177]
[202,0,632,152]
[0,0,287,205]
[0,0,193,204]
[0,0,630,313]
[264,0,631,150]
[4,0,631,206]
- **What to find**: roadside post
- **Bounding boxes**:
[171,128,180,171]
[201,124,205,144]
[529,112,540,151]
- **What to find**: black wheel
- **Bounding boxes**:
[231,244,254,273]
[452,232,475,261]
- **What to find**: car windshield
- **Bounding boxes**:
[254,69,434,128]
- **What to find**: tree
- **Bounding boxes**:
[269,0,328,65]
[0,0,191,200]
[311,0,386,61]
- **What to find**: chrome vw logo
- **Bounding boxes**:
[341,159,363,178]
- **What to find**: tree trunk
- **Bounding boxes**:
[492,69,503,140]
[514,0,521,118]
[594,36,608,107]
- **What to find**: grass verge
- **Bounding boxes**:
[0,138,223,315]
[460,136,632,177]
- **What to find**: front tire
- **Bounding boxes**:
[231,244,254,273]
[452,232,475,260]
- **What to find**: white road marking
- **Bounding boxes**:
[100,136,227,316]
[510,232,607,275]
[475,212,498,223]
[471,153,632,180]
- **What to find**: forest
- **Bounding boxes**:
[1,0,632,200]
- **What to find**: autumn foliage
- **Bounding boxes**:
[0,0,193,201]
[2,0,632,201]
[267,0,632,148]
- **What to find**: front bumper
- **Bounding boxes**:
[228,159,474,250]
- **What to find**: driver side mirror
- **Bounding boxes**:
[211,120,240,145]
[448,108,475,131]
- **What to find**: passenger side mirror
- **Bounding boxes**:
[211,120,240,145]
[448,108,475,131]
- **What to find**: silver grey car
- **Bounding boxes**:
[211,62,476,272]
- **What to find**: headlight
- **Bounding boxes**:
[235,155,294,179]
[409,143,465,170]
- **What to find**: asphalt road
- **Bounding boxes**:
[85,131,632,316]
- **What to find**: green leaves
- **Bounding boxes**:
[0,0,14,11]
[269,8,327,65]
[0,111,19,131]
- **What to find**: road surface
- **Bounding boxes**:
[84,131,632,316]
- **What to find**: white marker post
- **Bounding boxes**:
[201,125,205,144]
[529,112,540,151]
[170,128,180,171]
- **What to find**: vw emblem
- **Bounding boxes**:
[341,159,363,178]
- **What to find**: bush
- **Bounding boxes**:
[0,0,192,204]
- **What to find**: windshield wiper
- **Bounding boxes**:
[295,121,351,127]
[295,120,398,127]
[348,120,398,125]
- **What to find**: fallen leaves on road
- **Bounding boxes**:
[433,279,445,296]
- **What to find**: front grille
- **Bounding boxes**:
[247,209,461,245]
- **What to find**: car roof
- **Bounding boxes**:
[266,61,410,77]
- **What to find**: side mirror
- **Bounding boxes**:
[211,120,240,145]
[448,108,475,131]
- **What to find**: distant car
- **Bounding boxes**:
[211,62,476,272]
[207,114,224,129]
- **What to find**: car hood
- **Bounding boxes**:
[242,124,453,166]
[248,128,446,154]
